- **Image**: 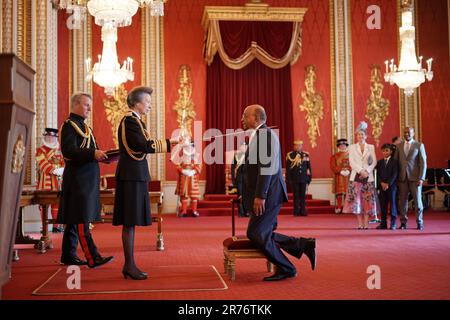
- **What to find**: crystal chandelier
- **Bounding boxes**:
[85,25,134,96]
[52,0,165,27]
[384,2,433,97]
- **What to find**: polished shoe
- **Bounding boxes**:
[60,256,87,266]
[390,224,397,230]
[88,255,114,269]
[122,269,147,280]
[376,224,388,230]
[192,211,200,217]
[303,238,316,270]
[179,213,188,218]
[417,223,424,230]
[399,223,407,230]
[263,271,297,281]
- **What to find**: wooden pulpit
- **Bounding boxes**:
[0,54,35,298]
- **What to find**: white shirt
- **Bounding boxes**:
[131,110,141,120]
[384,156,391,165]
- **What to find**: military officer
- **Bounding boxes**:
[58,92,113,268]
[286,140,312,216]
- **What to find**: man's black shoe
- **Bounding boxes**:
[263,271,297,281]
[376,223,388,230]
[88,255,114,269]
[304,238,316,270]
[60,256,87,266]
[417,223,424,230]
[400,223,407,230]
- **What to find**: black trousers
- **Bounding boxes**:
[292,182,308,216]
[379,186,398,224]
[247,203,297,275]
[61,223,99,266]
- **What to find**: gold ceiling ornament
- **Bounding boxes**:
[173,65,196,138]
[299,65,324,148]
[202,1,307,70]
[366,65,390,146]
[103,84,129,148]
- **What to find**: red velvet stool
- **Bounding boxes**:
[222,200,273,281]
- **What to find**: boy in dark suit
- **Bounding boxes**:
[376,143,399,230]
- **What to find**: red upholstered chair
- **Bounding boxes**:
[222,199,273,281]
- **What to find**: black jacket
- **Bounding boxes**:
[115,113,170,181]
[376,157,399,189]
[242,124,288,213]
[286,151,312,184]
[58,113,101,224]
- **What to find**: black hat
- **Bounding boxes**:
[43,128,59,137]
[336,139,348,147]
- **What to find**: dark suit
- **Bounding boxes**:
[376,157,398,226]
[58,113,101,264]
[286,151,312,216]
[243,124,308,275]
[113,112,170,226]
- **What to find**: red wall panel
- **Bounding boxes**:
[351,0,400,158]
[418,0,450,169]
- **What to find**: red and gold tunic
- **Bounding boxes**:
[330,150,351,194]
[175,160,201,198]
[36,144,64,190]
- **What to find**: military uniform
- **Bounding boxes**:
[58,112,110,267]
[286,146,312,216]
[113,111,171,226]
[175,158,201,217]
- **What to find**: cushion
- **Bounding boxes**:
[223,235,259,250]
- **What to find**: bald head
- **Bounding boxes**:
[403,127,415,141]
[241,104,266,130]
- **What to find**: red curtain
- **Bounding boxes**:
[205,21,294,194]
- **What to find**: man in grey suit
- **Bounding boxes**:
[396,127,427,230]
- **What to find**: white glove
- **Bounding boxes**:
[52,167,64,176]
[182,169,196,177]
[340,169,350,177]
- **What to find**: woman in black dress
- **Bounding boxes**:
[113,86,175,280]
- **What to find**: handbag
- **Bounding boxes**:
[354,173,368,184]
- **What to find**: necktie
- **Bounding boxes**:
[385,159,388,166]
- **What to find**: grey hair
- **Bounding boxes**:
[70,92,92,110]
[127,86,153,108]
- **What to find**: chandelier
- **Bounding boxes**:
[85,25,134,96]
[384,2,433,97]
[52,0,165,27]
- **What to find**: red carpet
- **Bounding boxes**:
[4,211,450,300]
[32,265,227,296]
[198,193,335,216]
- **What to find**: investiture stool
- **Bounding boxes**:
[58,93,113,267]
[286,140,312,216]
[113,86,175,280]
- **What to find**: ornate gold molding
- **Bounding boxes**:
[202,2,307,69]
[299,65,324,148]
[173,65,196,138]
[365,65,390,146]
[12,135,26,174]
[103,84,129,148]
[1,0,13,53]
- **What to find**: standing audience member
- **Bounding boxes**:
[343,121,378,229]
[376,144,399,230]
[395,127,427,230]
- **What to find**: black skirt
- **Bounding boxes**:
[113,180,151,226]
